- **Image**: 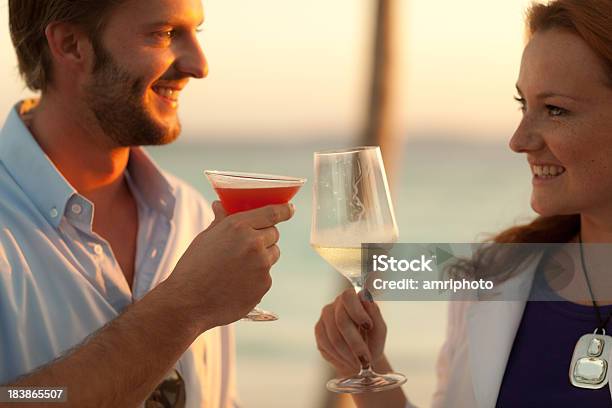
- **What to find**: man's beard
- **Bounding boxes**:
[84,40,181,147]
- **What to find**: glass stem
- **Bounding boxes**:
[353,282,375,376]
[359,325,374,374]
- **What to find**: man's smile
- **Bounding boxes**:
[151,80,188,108]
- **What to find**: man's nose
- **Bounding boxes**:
[176,35,208,79]
[509,116,545,153]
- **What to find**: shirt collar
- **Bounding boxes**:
[127,147,176,219]
[0,102,76,228]
[0,101,176,227]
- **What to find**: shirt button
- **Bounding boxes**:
[49,207,59,218]
[71,204,83,215]
[94,244,103,255]
[150,248,158,258]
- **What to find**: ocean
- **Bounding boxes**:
[146,139,535,407]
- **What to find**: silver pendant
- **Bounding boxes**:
[570,329,612,389]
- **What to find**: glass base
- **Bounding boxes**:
[241,306,278,322]
[326,369,407,394]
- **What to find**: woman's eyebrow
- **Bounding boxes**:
[515,85,579,101]
[537,91,579,101]
[515,85,523,96]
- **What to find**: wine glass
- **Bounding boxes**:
[310,146,407,393]
[205,170,306,321]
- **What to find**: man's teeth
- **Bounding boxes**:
[153,87,179,101]
[532,165,566,177]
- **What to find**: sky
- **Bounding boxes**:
[0,0,533,143]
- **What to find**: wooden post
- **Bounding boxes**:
[361,0,398,187]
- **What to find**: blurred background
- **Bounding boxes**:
[1,0,537,406]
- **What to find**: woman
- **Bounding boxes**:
[314,1,612,407]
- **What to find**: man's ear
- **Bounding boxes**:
[44,21,94,75]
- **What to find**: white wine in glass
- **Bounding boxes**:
[311,146,406,393]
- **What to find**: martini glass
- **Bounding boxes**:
[205,170,306,321]
[311,146,407,393]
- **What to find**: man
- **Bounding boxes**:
[0,0,294,406]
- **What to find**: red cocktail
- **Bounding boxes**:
[204,170,306,321]
[205,171,305,214]
[214,186,301,214]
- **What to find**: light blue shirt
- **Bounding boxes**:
[0,102,238,407]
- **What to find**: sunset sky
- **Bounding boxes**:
[0,0,533,143]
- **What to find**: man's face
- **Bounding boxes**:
[84,0,207,147]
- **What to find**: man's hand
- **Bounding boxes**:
[167,201,295,330]
[4,200,296,407]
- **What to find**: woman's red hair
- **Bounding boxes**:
[454,1,612,280]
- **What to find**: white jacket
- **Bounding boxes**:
[405,253,612,408]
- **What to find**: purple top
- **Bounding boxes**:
[496,270,612,407]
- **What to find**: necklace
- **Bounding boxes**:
[569,233,612,389]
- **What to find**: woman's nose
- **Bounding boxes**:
[509,116,545,153]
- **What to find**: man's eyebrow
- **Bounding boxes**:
[515,85,579,101]
[143,18,205,29]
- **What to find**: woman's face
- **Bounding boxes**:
[510,28,612,219]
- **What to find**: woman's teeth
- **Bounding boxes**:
[532,165,566,178]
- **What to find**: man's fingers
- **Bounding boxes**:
[210,201,228,227]
[267,245,280,266]
[340,289,373,330]
[234,204,294,229]
[259,227,280,248]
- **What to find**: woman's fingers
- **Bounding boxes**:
[315,319,358,373]
[315,291,389,373]
[321,304,362,368]
[318,348,346,371]
[334,298,372,364]
[340,288,374,330]
[364,298,386,334]
[363,299,387,358]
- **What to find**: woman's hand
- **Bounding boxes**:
[314,288,387,376]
